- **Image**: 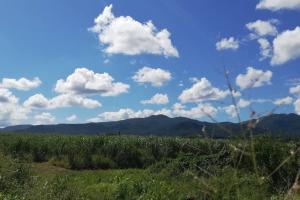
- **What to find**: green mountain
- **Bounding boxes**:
[1,113,300,137]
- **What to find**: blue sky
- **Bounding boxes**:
[0,0,300,126]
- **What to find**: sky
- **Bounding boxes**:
[1,0,300,126]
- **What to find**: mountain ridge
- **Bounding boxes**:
[1,113,300,137]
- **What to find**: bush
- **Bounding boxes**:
[0,154,32,198]
[67,152,92,170]
[91,154,116,169]
[114,147,143,168]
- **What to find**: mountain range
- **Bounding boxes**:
[1,113,300,137]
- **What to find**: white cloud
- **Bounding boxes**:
[0,77,41,91]
[236,67,272,90]
[0,103,29,127]
[271,27,300,65]
[238,98,251,108]
[0,89,18,104]
[256,0,300,11]
[232,90,242,98]
[49,94,101,109]
[87,108,169,122]
[23,94,49,109]
[88,4,179,57]
[172,103,218,119]
[141,93,169,105]
[88,103,218,122]
[286,78,300,86]
[24,93,101,109]
[223,105,238,118]
[189,77,199,83]
[246,20,278,37]
[290,85,300,96]
[250,98,273,104]
[257,38,272,60]
[55,68,129,97]
[273,96,293,105]
[216,37,239,51]
[223,99,250,118]
[34,112,55,125]
[172,103,185,110]
[87,109,134,122]
[295,99,300,114]
[103,59,110,64]
[0,89,29,126]
[179,78,229,103]
[132,67,171,87]
[66,114,77,122]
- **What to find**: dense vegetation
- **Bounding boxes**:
[0,134,299,199]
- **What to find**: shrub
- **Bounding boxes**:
[114,147,143,168]
[0,154,32,198]
[91,154,116,169]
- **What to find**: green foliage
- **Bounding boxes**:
[91,154,116,169]
[254,137,299,192]
[0,134,299,199]
[0,154,32,199]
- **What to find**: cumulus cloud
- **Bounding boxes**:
[34,112,55,125]
[23,94,49,109]
[223,105,238,118]
[223,99,250,118]
[88,103,218,122]
[55,68,129,97]
[88,4,179,57]
[256,0,300,11]
[0,77,41,91]
[273,96,293,105]
[24,93,101,109]
[271,27,300,65]
[172,103,218,119]
[295,99,300,114]
[232,90,242,98]
[290,85,300,96]
[0,103,29,127]
[172,103,185,110]
[132,67,171,87]
[238,98,251,108]
[246,20,278,37]
[87,108,171,122]
[0,89,18,104]
[216,37,239,51]
[66,114,77,122]
[257,38,272,60]
[245,20,278,62]
[50,94,101,109]
[141,93,169,105]
[179,78,229,103]
[236,67,272,90]
[0,89,29,127]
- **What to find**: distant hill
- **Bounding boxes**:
[255,113,300,137]
[1,114,300,137]
[1,125,33,132]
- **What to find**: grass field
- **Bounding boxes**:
[0,134,299,199]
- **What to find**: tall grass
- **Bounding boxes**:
[0,134,299,199]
